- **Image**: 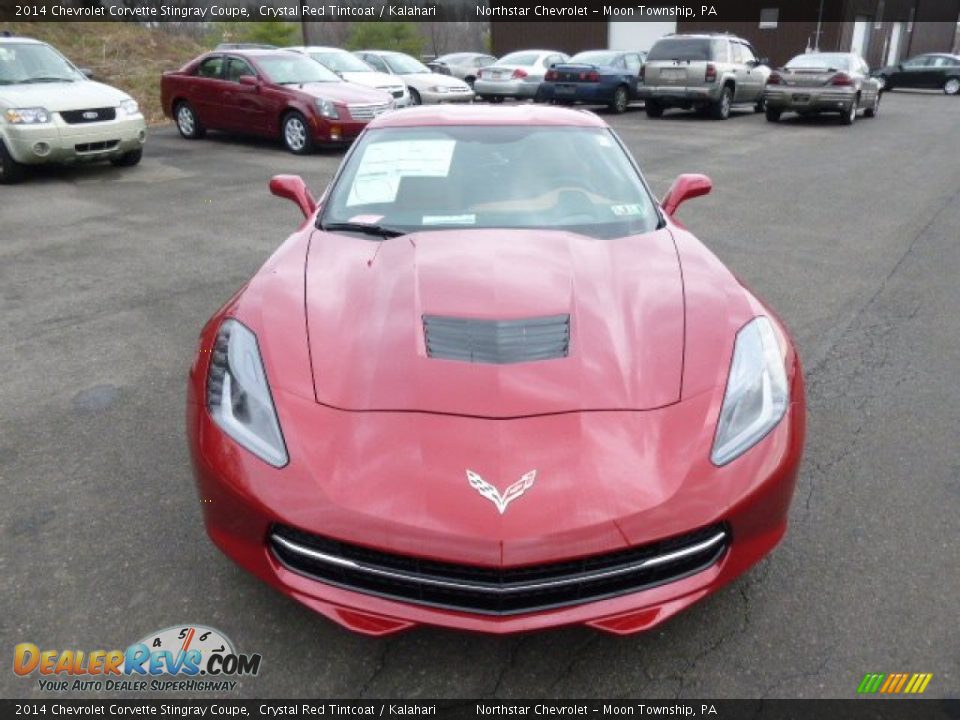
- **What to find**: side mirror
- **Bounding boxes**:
[661,173,712,217]
[78,68,95,79]
[269,175,317,218]
[238,75,259,87]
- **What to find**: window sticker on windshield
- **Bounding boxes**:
[595,134,614,147]
[346,139,456,207]
[611,204,644,216]
[422,214,477,226]
[346,214,385,225]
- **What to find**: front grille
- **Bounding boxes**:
[75,140,119,153]
[270,523,728,615]
[61,107,116,124]
[347,102,392,120]
[423,314,570,364]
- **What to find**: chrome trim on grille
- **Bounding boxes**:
[271,530,727,595]
[347,103,392,120]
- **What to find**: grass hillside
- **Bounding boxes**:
[7,22,208,124]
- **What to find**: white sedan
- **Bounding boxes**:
[353,50,474,105]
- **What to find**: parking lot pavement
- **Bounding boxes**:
[2,91,958,700]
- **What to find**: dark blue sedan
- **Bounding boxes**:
[539,50,646,113]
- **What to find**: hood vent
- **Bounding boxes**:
[423,314,570,365]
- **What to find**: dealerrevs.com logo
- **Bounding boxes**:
[13,624,261,693]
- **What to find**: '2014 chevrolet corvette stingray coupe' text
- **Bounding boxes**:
[187,105,805,636]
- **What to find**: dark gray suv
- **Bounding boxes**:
[638,34,771,119]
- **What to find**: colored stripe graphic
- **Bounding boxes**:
[858,672,932,694]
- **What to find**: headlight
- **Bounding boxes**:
[118,99,139,116]
[206,319,288,468]
[711,316,789,466]
[4,107,51,124]
[316,98,339,119]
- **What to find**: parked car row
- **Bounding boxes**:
[2,30,956,180]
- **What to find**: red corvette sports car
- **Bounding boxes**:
[187,106,805,636]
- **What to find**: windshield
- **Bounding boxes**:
[313,51,372,73]
[0,43,84,84]
[322,126,659,240]
[498,52,541,67]
[786,53,853,71]
[647,38,719,62]
[383,53,430,74]
[258,54,340,84]
[571,51,620,66]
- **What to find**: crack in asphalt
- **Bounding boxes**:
[489,635,529,698]
[357,639,392,699]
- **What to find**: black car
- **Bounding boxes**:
[872,53,960,95]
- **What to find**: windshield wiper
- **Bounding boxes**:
[321,221,406,239]
[22,76,75,83]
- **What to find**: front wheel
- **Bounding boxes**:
[864,92,880,118]
[609,85,629,114]
[175,101,205,140]
[409,88,422,105]
[944,77,960,96]
[110,149,142,167]
[645,100,664,118]
[765,107,781,122]
[0,140,26,184]
[710,86,732,120]
[282,112,313,155]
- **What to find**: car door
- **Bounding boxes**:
[928,56,955,88]
[730,42,753,102]
[624,53,643,97]
[895,55,931,88]
[738,42,766,101]
[190,55,229,129]
[221,56,270,134]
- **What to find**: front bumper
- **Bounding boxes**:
[311,115,368,144]
[417,88,475,104]
[765,87,856,113]
[636,85,721,105]
[474,79,540,99]
[2,113,146,165]
[187,360,805,636]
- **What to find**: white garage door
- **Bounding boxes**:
[608,21,677,53]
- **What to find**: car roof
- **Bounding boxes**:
[0,36,43,45]
[296,46,349,53]
[367,105,607,130]
[211,48,296,58]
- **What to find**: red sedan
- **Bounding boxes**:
[187,106,805,636]
[161,49,393,153]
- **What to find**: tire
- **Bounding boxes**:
[282,112,314,155]
[765,107,781,122]
[864,92,880,118]
[0,140,26,184]
[645,100,664,118]
[710,86,733,120]
[409,88,422,105]
[609,85,629,114]
[754,95,766,113]
[110,149,142,167]
[174,101,205,140]
[489,95,504,104]
[841,96,858,125]
[944,77,960,96]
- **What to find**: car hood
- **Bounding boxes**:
[0,80,130,111]
[291,81,391,104]
[403,72,470,91]
[305,228,684,417]
[340,71,405,90]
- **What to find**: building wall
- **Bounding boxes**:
[607,21,677,53]
[677,20,844,66]
[491,21,606,56]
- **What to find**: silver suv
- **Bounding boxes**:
[638,34,771,119]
